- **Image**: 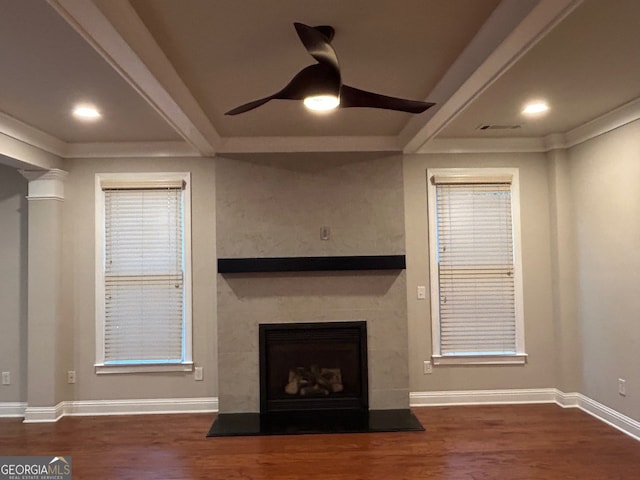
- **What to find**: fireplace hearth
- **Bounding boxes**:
[259,321,368,413]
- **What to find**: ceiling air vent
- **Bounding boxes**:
[477,124,522,130]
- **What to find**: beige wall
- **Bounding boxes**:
[62,157,217,400]
[568,119,640,421]
[0,164,28,403]
[4,123,637,422]
[547,149,582,393]
[404,152,560,392]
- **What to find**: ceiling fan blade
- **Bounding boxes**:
[278,63,340,99]
[340,85,435,114]
[225,95,276,115]
[293,22,340,76]
[226,23,433,116]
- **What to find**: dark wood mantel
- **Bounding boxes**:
[217,255,406,273]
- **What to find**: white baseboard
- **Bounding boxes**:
[64,397,218,417]
[23,403,65,423]
[410,388,558,406]
[553,389,581,407]
[21,397,218,423]
[410,388,639,442]
[0,402,28,418]
[557,392,640,442]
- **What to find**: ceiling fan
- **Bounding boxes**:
[225,22,435,115]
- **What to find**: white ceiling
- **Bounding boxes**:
[0,0,180,143]
[1,0,639,167]
[439,0,640,139]
[128,0,501,138]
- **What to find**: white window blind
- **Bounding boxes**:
[103,187,185,364]
[429,169,526,363]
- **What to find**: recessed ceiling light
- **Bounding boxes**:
[73,104,101,120]
[303,95,340,112]
[522,101,549,116]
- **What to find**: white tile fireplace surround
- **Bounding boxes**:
[217,270,409,413]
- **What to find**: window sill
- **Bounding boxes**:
[432,354,527,366]
[95,362,194,374]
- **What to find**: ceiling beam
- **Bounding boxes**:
[47,0,220,156]
[0,113,62,170]
[402,0,584,153]
[0,136,62,171]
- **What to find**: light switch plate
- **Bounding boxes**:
[423,361,432,374]
[618,378,627,396]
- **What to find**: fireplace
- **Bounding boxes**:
[259,321,368,413]
[208,318,423,436]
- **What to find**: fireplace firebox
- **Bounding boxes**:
[259,321,368,413]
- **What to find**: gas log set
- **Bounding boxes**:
[284,366,344,396]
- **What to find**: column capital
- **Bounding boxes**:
[19,168,68,200]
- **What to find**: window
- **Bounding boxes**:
[427,168,526,365]
[95,173,192,373]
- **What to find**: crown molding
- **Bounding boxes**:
[218,136,402,154]
[418,137,546,154]
[563,96,640,149]
[65,141,200,159]
[542,133,568,151]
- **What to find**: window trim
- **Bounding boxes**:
[427,167,526,365]
[94,172,193,374]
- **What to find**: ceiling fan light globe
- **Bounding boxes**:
[303,94,340,111]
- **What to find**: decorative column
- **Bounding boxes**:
[19,169,68,422]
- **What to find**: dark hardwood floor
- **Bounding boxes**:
[1,404,638,479]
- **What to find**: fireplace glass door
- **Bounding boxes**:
[259,321,368,413]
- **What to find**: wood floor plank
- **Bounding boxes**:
[1,405,638,479]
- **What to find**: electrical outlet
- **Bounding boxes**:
[423,361,432,374]
[67,371,76,384]
[618,378,626,396]
[417,286,426,300]
[194,366,204,381]
[1,372,10,385]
